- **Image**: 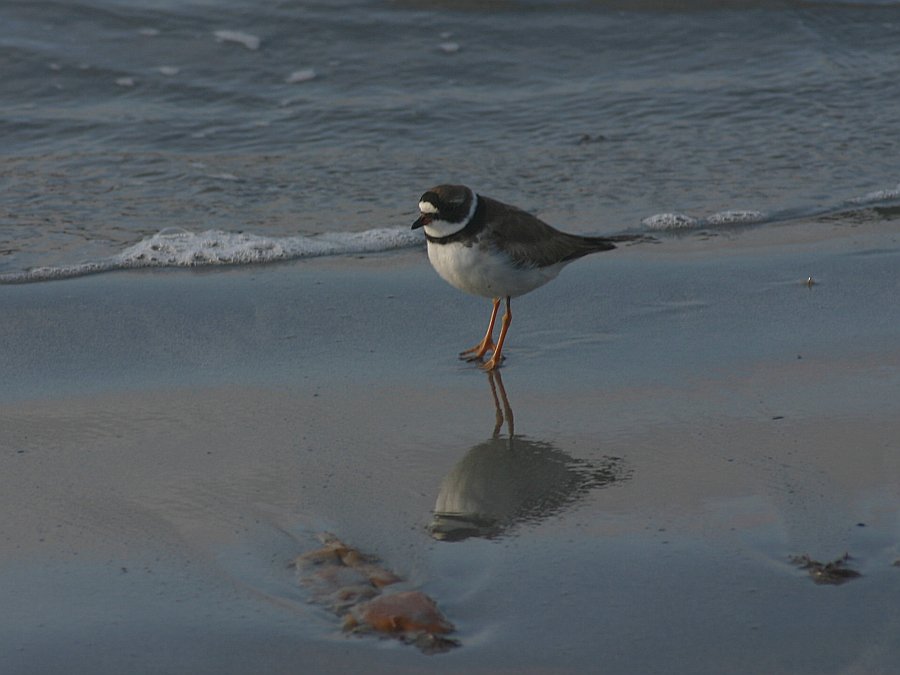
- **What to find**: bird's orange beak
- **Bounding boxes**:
[412,214,431,230]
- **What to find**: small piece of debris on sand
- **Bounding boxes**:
[290,533,459,653]
[789,553,862,585]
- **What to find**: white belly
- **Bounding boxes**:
[426,241,563,299]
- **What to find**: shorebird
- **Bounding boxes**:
[413,184,644,370]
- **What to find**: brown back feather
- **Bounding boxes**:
[478,195,619,268]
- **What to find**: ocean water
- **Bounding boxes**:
[2,0,900,282]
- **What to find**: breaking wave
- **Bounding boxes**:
[641,182,900,231]
[0,227,423,284]
[2,182,898,284]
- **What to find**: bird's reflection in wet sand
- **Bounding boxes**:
[429,371,630,542]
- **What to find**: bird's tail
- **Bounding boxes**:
[577,233,656,251]
[600,233,657,246]
[558,232,656,264]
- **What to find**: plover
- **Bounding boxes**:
[413,184,645,370]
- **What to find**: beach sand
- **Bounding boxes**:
[2,220,899,674]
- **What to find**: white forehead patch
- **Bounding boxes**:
[419,200,439,214]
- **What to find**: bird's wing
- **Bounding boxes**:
[479,196,617,269]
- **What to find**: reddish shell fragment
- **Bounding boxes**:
[349,590,455,635]
[293,533,459,653]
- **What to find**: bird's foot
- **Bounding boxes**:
[479,354,505,371]
[459,340,494,362]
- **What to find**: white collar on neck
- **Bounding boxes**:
[423,191,478,239]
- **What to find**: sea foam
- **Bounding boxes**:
[641,210,766,231]
[849,183,900,205]
[213,30,261,51]
[0,227,423,284]
[640,182,900,232]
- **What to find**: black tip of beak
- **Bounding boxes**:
[412,215,430,230]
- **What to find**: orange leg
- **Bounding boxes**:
[459,297,501,362]
[481,297,511,371]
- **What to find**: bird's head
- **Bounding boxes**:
[412,184,477,238]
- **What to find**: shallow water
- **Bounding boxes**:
[2,232,899,673]
[3,0,900,279]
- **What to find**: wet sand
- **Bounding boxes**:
[2,220,899,674]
